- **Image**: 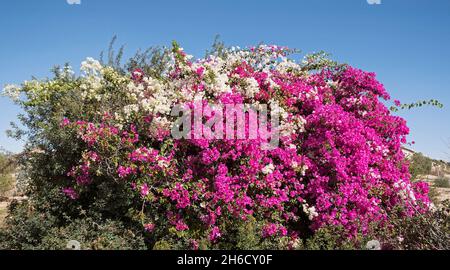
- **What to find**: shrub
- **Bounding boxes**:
[434,178,450,188]
[428,186,441,206]
[409,153,433,180]
[1,40,435,249]
[0,200,146,250]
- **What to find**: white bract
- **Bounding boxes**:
[2,84,21,102]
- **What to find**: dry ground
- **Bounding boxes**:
[435,187,450,202]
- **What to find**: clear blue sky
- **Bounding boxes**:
[1,0,449,161]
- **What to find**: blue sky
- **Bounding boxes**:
[0,0,449,161]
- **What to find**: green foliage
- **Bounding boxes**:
[99,36,125,73]
[205,35,227,58]
[125,46,172,80]
[302,227,361,250]
[0,200,146,250]
[0,38,184,250]
[0,173,14,197]
[152,240,174,250]
[149,217,294,250]
[409,153,433,180]
[301,51,339,71]
[390,99,444,112]
[216,217,288,250]
[234,217,264,250]
[100,36,172,79]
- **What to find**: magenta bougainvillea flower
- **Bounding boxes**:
[62,187,79,200]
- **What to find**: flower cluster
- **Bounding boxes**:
[55,44,430,245]
[2,84,21,101]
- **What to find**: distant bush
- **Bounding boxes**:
[435,178,450,188]
[409,153,433,180]
[0,153,15,197]
[428,187,441,206]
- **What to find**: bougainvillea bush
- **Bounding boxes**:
[1,41,434,249]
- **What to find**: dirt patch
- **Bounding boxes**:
[435,188,450,203]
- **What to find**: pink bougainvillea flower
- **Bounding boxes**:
[131,68,144,82]
[62,187,78,200]
[175,220,189,231]
[189,239,200,250]
[209,226,221,242]
[144,223,155,233]
[140,183,149,198]
[60,118,71,128]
